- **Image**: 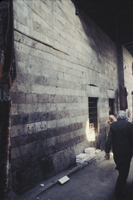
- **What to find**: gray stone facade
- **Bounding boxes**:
[10,0,133,194]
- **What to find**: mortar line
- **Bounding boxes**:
[14,28,69,56]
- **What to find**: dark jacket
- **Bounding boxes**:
[105,119,133,169]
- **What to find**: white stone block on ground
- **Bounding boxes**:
[58,176,70,185]
[84,147,95,157]
[76,153,91,164]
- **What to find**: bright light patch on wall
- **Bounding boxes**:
[86,119,95,142]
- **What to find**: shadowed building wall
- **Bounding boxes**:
[10,0,133,194]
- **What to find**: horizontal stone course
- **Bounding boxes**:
[11,122,83,148]
[11,109,87,126]
[13,71,86,91]
[11,101,87,115]
[11,130,85,172]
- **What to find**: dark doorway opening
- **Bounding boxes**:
[109,98,114,115]
[88,97,98,133]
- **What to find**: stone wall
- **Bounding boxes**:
[123,47,133,121]
[10,0,132,194]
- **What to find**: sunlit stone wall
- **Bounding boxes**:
[123,47,133,122]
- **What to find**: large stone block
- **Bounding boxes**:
[12,160,44,194]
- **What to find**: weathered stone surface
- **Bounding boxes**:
[12,161,44,194]
[11,122,84,149]
[10,0,133,195]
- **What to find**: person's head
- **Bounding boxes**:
[117,110,127,120]
[109,115,116,123]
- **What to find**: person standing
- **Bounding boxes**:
[106,115,116,138]
[105,110,133,199]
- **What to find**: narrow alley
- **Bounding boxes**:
[1,1,133,199]
[20,151,133,200]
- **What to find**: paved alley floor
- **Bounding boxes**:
[33,151,133,200]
